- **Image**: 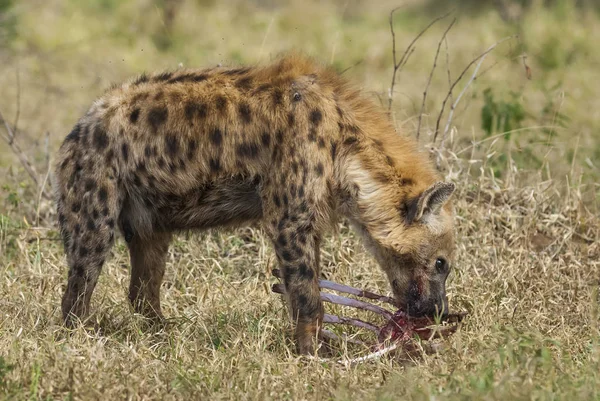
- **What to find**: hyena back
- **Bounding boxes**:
[54,54,456,355]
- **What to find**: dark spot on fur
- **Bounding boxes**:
[291,161,299,175]
[65,125,81,143]
[297,294,317,317]
[71,202,81,213]
[235,76,253,91]
[277,233,287,247]
[133,175,142,186]
[273,194,281,208]
[154,91,164,101]
[73,263,84,277]
[210,129,223,146]
[86,219,96,231]
[308,128,317,142]
[298,262,314,280]
[336,105,343,118]
[187,139,197,160]
[154,71,173,82]
[238,103,252,124]
[261,132,270,147]
[133,73,149,85]
[95,244,104,254]
[290,183,297,198]
[282,194,289,206]
[158,157,166,168]
[276,130,284,143]
[98,187,108,203]
[386,155,395,167]
[272,89,283,106]
[84,179,95,192]
[92,126,109,150]
[106,219,115,228]
[236,142,259,159]
[184,102,207,122]
[144,145,152,158]
[209,158,221,172]
[102,207,109,217]
[315,162,324,176]
[318,137,325,148]
[298,185,305,198]
[129,108,140,124]
[215,95,227,113]
[147,107,168,133]
[165,135,179,157]
[400,177,414,186]
[282,250,295,262]
[121,143,129,162]
[310,109,322,126]
[287,113,295,127]
[167,73,208,84]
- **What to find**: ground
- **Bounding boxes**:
[0,0,599,400]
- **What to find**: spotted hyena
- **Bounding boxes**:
[53,54,456,355]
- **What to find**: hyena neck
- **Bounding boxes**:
[334,136,440,243]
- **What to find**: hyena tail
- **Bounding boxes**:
[54,124,122,327]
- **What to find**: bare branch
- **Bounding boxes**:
[444,37,453,106]
[433,35,516,143]
[0,109,53,200]
[388,8,453,112]
[416,18,456,140]
[12,67,21,140]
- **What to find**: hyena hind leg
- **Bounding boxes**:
[59,190,118,328]
[126,231,172,321]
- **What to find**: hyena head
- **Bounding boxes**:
[357,180,456,318]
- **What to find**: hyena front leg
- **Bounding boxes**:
[126,231,172,320]
[267,207,324,355]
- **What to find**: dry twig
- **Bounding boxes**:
[388,8,453,112]
[433,35,516,144]
[0,109,53,200]
[416,18,456,140]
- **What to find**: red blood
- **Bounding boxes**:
[376,309,465,350]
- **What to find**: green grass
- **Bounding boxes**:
[0,0,599,399]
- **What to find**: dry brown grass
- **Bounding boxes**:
[1,1,599,399]
[0,152,598,399]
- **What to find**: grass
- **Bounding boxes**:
[0,0,599,399]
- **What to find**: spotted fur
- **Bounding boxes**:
[53,53,456,355]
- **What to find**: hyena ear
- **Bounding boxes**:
[409,181,455,223]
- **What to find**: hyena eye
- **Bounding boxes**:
[435,257,447,273]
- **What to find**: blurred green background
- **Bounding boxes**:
[1,0,599,209]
